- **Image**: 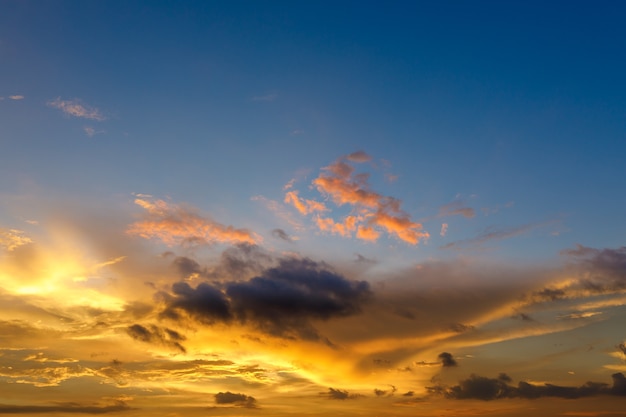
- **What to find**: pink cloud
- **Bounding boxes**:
[128,198,259,246]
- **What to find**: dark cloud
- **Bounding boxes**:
[214,392,256,408]
[449,323,474,333]
[354,253,376,265]
[271,228,292,242]
[618,343,626,356]
[226,257,370,340]
[159,257,370,341]
[402,391,414,397]
[513,313,534,321]
[172,256,204,278]
[0,401,132,414]
[323,388,360,400]
[159,281,231,324]
[126,324,186,353]
[563,245,626,289]
[374,388,387,396]
[442,223,541,250]
[532,288,566,301]
[431,372,626,401]
[438,352,458,367]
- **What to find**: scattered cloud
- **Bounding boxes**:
[287,153,429,245]
[284,190,327,215]
[439,200,476,219]
[440,223,448,237]
[127,198,260,246]
[83,126,104,137]
[47,97,106,121]
[0,228,32,251]
[8,95,24,100]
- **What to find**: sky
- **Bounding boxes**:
[1,1,626,415]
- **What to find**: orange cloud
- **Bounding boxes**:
[128,198,259,246]
[303,154,429,245]
[0,228,33,251]
[284,191,327,215]
[315,216,357,237]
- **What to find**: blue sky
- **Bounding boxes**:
[1,1,626,416]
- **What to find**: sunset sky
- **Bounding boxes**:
[1,1,626,416]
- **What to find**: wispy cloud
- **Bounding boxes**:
[127,198,260,246]
[438,200,475,219]
[442,222,546,249]
[8,95,24,100]
[47,97,106,121]
[0,228,32,251]
[440,223,448,237]
[83,126,104,137]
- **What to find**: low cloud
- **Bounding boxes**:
[0,228,32,251]
[0,401,132,414]
[159,257,370,341]
[127,198,259,246]
[438,352,458,367]
[214,391,257,408]
[126,324,186,353]
[323,388,361,400]
[431,372,626,401]
[47,97,106,121]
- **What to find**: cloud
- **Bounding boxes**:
[440,223,448,237]
[271,228,292,242]
[214,391,257,408]
[438,201,475,219]
[432,372,626,401]
[8,95,24,100]
[84,126,104,137]
[159,257,370,341]
[284,190,327,215]
[438,352,458,367]
[126,324,186,353]
[442,223,541,250]
[346,151,372,163]
[562,245,626,289]
[323,388,361,400]
[0,401,132,414]
[0,228,32,251]
[47,97,106,121]
[127,198,259,246]
[290,153,429,245]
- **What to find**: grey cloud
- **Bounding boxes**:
[126,324,186,353]
[159,257,370,342]
[323,388,360,400]
[438,352,458,367]
[618,343,626,356]
[271,228,292,242]
[563,245,626,290]
[214,391,257,408]
[346,151,372,163]
[0,402,132,414]
[431,372,626,401]
[442,223,540,250]
[438,201,475,219]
